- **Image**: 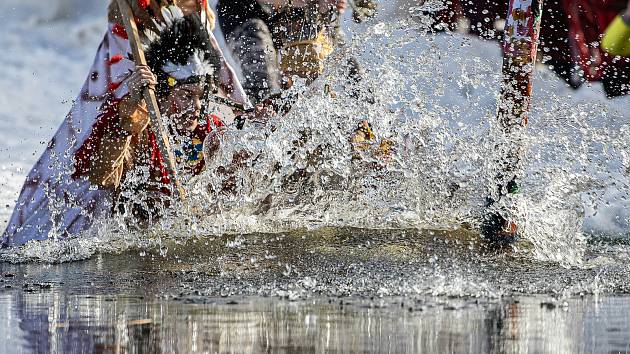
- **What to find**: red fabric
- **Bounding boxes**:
[138,0,150,9]
[141,115,221,182]
[147,130,170,185]
[73,97,123,179]
[73,96,223,189]
[209,113,224,129]
[111,23,128,40]
[107,82,122,92]
[107,54,124,66]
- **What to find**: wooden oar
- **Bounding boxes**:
[115,0,185,201]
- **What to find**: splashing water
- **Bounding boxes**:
[2,14,630,276]
[175,18,623,266]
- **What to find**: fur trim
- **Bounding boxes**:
[162,49,216,80]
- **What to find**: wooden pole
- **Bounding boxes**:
[482,0,544,243]
[115,0,185,200]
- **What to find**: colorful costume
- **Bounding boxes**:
[73,98,222,190]
[435,0,630,97]
[1,2,247,247]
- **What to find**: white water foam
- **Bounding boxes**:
[0,1,629,267]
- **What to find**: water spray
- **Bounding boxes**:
[481,0,545,244]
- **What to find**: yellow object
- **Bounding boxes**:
[350,120,375,144]
[602,15,630,56]
[168,76,177,87]
[375,139,394,157]
[349,120,395,161]
[280,31,334,80]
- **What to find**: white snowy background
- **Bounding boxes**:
[0,0,107,224]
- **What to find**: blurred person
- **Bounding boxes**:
[74,12,245,225]
[1,1,249,247]
[216,0,377,104]
[431,0,630,96]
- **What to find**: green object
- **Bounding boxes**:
[507,180,520,194]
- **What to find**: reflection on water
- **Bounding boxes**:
[2,292,630,354]
[2,230,630,353]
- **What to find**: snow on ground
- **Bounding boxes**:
[0,0,628,237]
[0,0,107,227]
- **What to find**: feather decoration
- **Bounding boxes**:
[143,4,220,83]
[160,5,184,29]
[145,5,185,51]
[162,49,216,80]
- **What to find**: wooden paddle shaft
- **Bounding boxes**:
[115,0,185,200]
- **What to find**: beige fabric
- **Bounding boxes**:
[173,0,216,29]
[86,99,151,189]
[203,1,216,30]
[280,31,334,80]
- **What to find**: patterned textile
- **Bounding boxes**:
[2,16,248,247]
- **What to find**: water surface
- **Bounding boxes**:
[2,229,630,353]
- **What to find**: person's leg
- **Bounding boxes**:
[224,18,282,103]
